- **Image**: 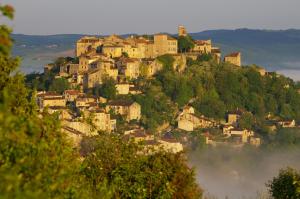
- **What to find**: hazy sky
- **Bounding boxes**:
[3,0,300,35]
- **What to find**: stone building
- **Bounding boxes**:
[37,92,66,109]
[224,52,241,66]
[211,47,221,63]
[63,90,84,102]
[178,25,187,37]
[106,100,141,121]
[117,57,141,79]
[153,34,178,56]
[177,106,216,131]
[83,108,114,133]
[193,40,212,54]
[76,36,102,57]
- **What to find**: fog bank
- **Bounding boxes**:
[188,147,300,199]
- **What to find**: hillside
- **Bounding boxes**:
[12,29,300,74]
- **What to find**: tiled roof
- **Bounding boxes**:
[225,52,240,57]
[107,100,135,106]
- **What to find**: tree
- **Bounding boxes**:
[238,112,255,130]
[99,78,116,100]
[81,134,203,198]
[49,77,70,94]
[0,5,90,198]
[197,53,213,62]
[178,35,194,53]
[267,168,300,199]
[157,54,175,71]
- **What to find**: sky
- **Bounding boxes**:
[2,0,300,35]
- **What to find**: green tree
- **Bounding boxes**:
[49,77,70,94]
[81,134,203,198]
[99,78,117,100]
[238,112,255,130]
[267,168,300,199]
[178,35,195,53]
[0,5,89,198]
[157,54,175,71]
[197,53,213,62]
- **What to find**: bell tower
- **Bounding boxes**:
[178,25,187,37]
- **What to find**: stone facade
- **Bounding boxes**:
[106,100,141,121]
[224,52,241,66]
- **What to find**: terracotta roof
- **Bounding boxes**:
[195,40,210,45]
[107,100,135,106]
[211,48,221,53]
[43,97,65,100]
[225,52,240,57]
[64,90,81,95]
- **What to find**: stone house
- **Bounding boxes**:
[83,108,114,133]
[106,100,141,121]
[153,34,178,56]
[229,129,254,143]
[63,90,84,102]
[193,40,212,54]
[37,92,66,109]
[102,45,123,58]
[226,110,243,125]
[115,83,134,95]
[224,52,242,66]
[177,106,216,131]
[211,47,221,63]
[117,57,141,79]
[158,137,183,153]
[76,36,103,57]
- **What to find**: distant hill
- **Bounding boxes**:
[12,29,300,74]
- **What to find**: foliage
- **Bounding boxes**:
[49,77,70,94]
[267,128,300,149]
[178,35,195,53]
[238,112,255,130]
[95,78,116,100]
[157,54,175,71]
[267,168,300,199]
[197,53,213,62]
[155,58,300,130]
[1,5,202,199]
[81,134,203,198]
[133,82,177,131]
[0,5,90,198]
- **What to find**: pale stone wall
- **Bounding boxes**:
[224,53,241,66]
[178,25,187,37]
[178,119,194,131]
[116,84,130,95]
[154,34,178,56]
[193,40,212,54]
[102,46,123,58]
[76,36,102,57]
[41,98,66,109]
[128,102,141,121]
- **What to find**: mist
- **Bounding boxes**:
[188,146,300,199]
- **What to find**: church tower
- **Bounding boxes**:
[178,25,187,37]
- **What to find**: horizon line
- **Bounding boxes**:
[11,28,300,37]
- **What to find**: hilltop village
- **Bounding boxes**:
[34,26,299,153]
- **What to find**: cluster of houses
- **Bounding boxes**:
[175,106,261,147]
[40,25,288,153]
[37,90,184,153]
[48,26,243,93]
